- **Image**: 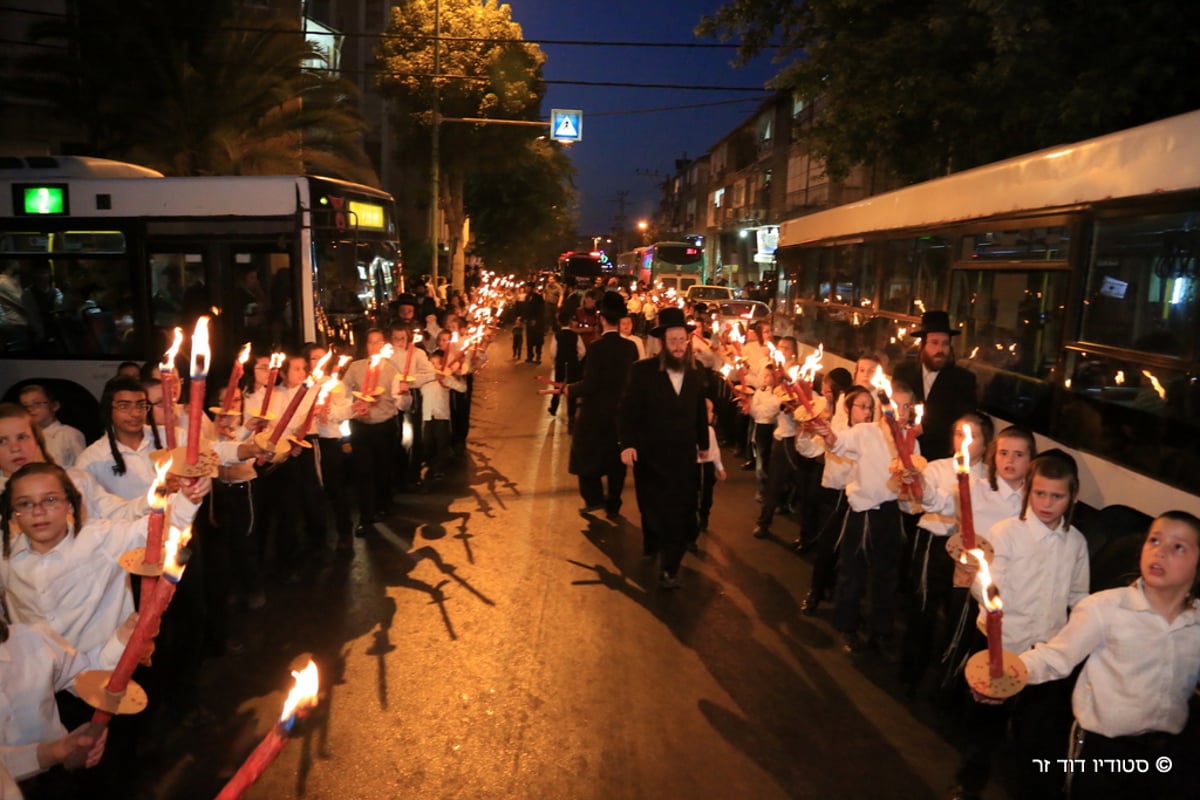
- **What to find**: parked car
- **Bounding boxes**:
[684,284,734,302]
[711,299,771,329]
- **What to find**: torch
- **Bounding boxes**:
[870,366,924,502]
[214,342,252,415]
[214,659,321,800]
[946,422,993,585]
[962,548,1027,698]
[185,316,210,466]
[255,353,285,420]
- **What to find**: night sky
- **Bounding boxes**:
[512,0,783,240]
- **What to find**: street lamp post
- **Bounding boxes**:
[429,0,441,288]
[637,220,648,246]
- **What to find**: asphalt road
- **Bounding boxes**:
[137,347,978,800]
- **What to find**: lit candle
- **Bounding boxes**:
[268,380,310,447]
[215,660,320,800]
[956,422,977,550]
[259,353,285,417]
[967,547,1005,679]
[139,458,172,606]
[872,366,923,501]
[402,333,423,380]
[186,317,210,466]
[160,328,183,450]
[222,343,252,412]
[295,352,333,440]
[85,524,192,733]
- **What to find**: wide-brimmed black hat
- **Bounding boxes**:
[649,306,696,338]
[395,293,417,307]
[598,290,627,323]
[911,310,960,338]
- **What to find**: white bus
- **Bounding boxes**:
[0,156,401,417]
[772,110,1200,521]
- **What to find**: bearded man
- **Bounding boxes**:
[618,307,710,589]
[892,310,977,460]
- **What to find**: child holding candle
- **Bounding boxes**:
[812,382,919,656]
[305,344,356,551]
[344,330,403,533]
[421,349,466,482]
[1014,511,1200,800]
[694,398,726,540]
[899,412,993,696]
[953,450,1089,800]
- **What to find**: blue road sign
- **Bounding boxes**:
[550,109,583,143]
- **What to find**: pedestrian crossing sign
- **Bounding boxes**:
[550,109,583,143]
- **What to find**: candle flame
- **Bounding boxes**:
[1114,370,1125,386]
[146,457,172,510]
[1141,369,1166,399]
[279,660,321,724]
[726,325,744,344]
[269,352,286,370]
[956,422,973,473]
[313,350,334,382]
[162,524,192,581]
[161,327,184,373]
[189,317,210,378]
[235,342,252,365]
[914,403,925,427]
[961,547,1002,612]
[870,365,892,401]
[799,344,824,382]
[719,363,734,378]
[969,346,979,359]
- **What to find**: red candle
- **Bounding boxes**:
[268,383,309,446]
[986,598,1005,679]
[215,661,319,800]
[90,525,191,731]
[139,462,170,606]
[186,317,210,465]
[402,341,417,380]
[956,423,977,549]
[222,343,252,412]
[161,372,177,450]
[259,353,285,417]
[160,327,183,450]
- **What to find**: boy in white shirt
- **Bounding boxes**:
[422,350,466,481]
[18,385,85,468]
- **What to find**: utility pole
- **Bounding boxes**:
[428,0,441,288]
[613,190,629,254]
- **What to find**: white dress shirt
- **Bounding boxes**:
[1021,581,1200,737]
[74,427,244,500]
[0,623,123,780]
[748,387,781,425]
[0,469,146,523]
[829,421,918,512]
[697,427,724,471]
[40,421,86,469]
[0,495,199,655]
[421,374,466,422]
[0,760,19,799]
[972,477,1024,538]
[974,514,1090,654]
[918,458,987,536]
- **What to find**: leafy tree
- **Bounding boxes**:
[375,0,563,284]
[12,1,374,182]
[697,0,1200,183]
[466,138,577,273]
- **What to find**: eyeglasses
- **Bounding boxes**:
[112,401,152,412]
[13,495,66,515]
[851,402,875,411]
[20,400,49,410]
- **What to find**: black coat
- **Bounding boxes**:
[567,331,639,475]
[892,359,978,461]
[617,357,709,518]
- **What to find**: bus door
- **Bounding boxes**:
[145,235,297,366]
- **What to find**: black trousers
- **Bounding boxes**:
[208,478,261,622]
[899,528,957,688]
[1071,727,1189,800]
[451,372,474,450]
[833,499,903,638]
[751,419,776,492]
[278,444,329,555]
[423,418,452,474]
[697,461,717,528]
[756,435,798,529]
[577,452,627,512]
[807,487,845,601]
[548,358,581,417]
[317,436,353,541]
[350,417,397,521]
[635,462,698,577]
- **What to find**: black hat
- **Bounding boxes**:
[396,293,417,307]
[598,291,627,323]
[911,310,960,338]
[649,306,695,338]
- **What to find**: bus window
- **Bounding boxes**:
[831,242,875,309]
[1080,212,1199,360]
[1056,350,1200,496]
[961,226,1071,261]
[950,268,1069,427]
[881,236,949,315]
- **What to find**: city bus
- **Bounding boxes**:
[0,155,401,409]
[557,250,613,288]
[772,109,1200,519]
[617,239,706,291]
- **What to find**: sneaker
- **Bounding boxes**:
[659,571,682,589]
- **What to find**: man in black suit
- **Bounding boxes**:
[892,310,978,461]
[566,292,639,516]
[619,307,710,589]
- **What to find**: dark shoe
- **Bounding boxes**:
[659,571,682,589]
[839,631,865,654]
[354,523,373,538]
[579,503,605,514]
[752,526,770,539]
[792,537,812,554]
[740,460,756,471]
[800,592,820,615]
